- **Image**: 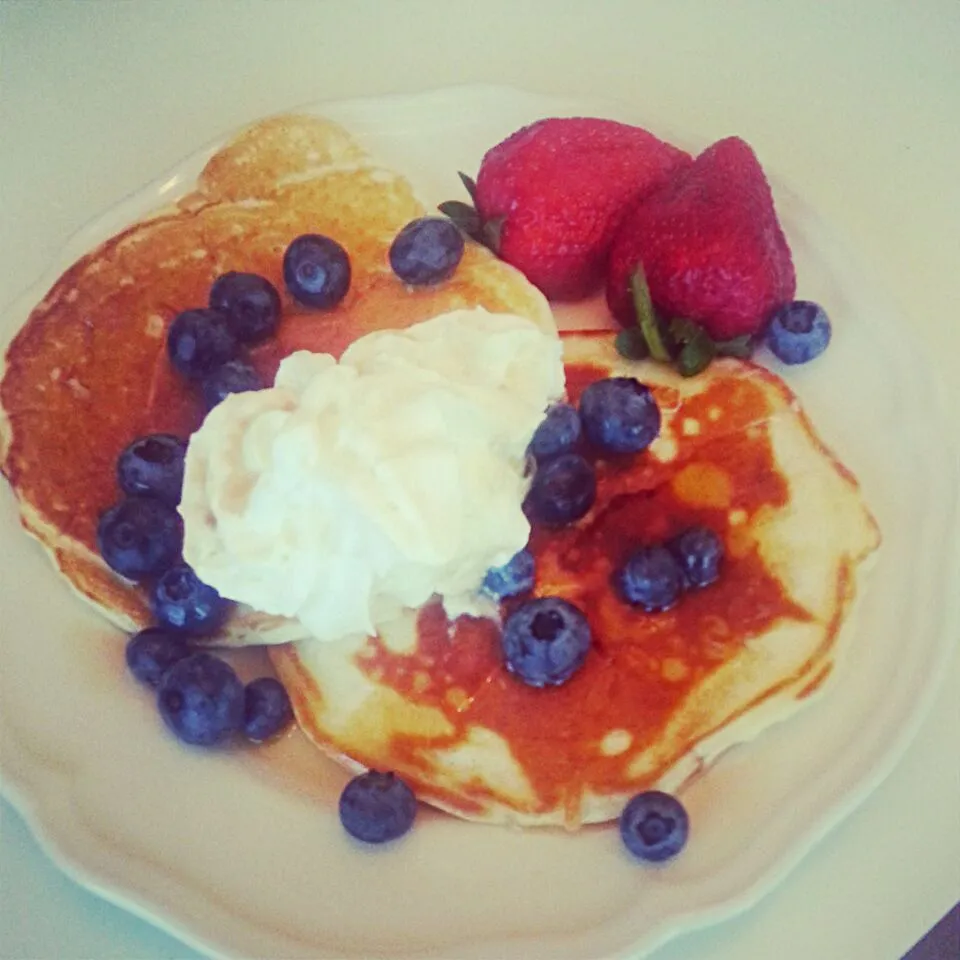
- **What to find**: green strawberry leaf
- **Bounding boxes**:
[615,327,650,361]
[676,334,716,377]
[630,265,672,362]
[715,334,754,358]
[458,171,479,204]
[482,216,504,254]
[438,200,483,241]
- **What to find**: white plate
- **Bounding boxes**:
[1,86,957,960]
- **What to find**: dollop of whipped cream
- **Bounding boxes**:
[179,307,564,644]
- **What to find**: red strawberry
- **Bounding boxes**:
[461,118,691,301]
[606,137,796,340]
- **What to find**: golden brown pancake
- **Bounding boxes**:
[269,333,880,828]
[0,115,552,632]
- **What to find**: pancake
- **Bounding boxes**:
[269,332,880,828]
[0,114,552,636]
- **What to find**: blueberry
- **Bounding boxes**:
[669,525,724,589]
[529,403,581,462]
[167,308,238,380]
[209,271,281,344]
[201,358,262,410]
[339,770,418,844]
[618,544,684,612]
[619,791,689,863]
[156,652,244,747]
[766,300,832,364]
[283,234,351,309]
[482,549,535,600]
[151,562,231,636]
[116,433,186,506]
[389,217,464,286]
[579,377,661,454]
[97,496,183,581]
[243,677,294,743]
[501,596,592,688]
[523,453,596,527]
[125,627,191,688]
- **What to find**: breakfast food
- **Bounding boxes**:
[0,108,879,842]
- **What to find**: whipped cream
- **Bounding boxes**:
[179,308,564,643]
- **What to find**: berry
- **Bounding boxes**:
[156,652,244,747]
[208,271,281,344]
[167,308,238,380]
[766,300,832,364]
[501,596,592,687]
[524,453,596,527]
[283,234,351,309]
[669,526,724,589]
[482,549,535,600]
[471,118,691,300]
[529,403,581,462]
[579,377,661,454]
[116,433,186,506]
[97,496,183,581]
[201,358,262,410]
[619,791,689,863]
[618,545,684,612]
[607,137,796,341]
[125,627,191,688]
[389,217,464,285]
[339,771,418,844]
[243,677,294,742]
[151,562,231,635]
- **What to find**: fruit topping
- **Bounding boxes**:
[97,496,183,581]
[523,452,596,526]
[156,652,244,747]
[339,770,418,844]
[125,627,191,688]
[482,548,535,600]
[151,562,231,635]
[618,544,684,612]
[242,677,294,743]
[389,217,464,286]
[528,403,581,462]
[766,300,832,364]
[579,377,661,454]
[607,137,795,341]
[116,433,186,506]
[201,358,262,410]
[501,596,592,687]
[208,271,282,344]
[619,790,689,863]
[454,117,690,300]
[283,233,351,309]
[669,525,724,589]
[167,308,238,380]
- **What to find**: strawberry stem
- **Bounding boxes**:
[630,266,672,362]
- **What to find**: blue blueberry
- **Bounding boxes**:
[523,453,596,527]
[619,791,689,863]
[529,403,581,462]
[97,496,183,581]
[669,526,724,589]
[339,770,418,844]
[151,562,231,636]
[243,677,294,743]
[389,217,465,286]
[116,433,186,506]
[201,358,262,410]
[156,652,244,747]
[125,627,191,688]
[579,377,661,454]
[209,271,281,344]
[501,596,591,688]
[283,234,351,308]
[483,549,535,600]
[618,544,684,612]
[167,308,238,380]
[766,300,832,365]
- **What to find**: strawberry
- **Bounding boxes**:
[443,118,691,301]
[605,137,796,341]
